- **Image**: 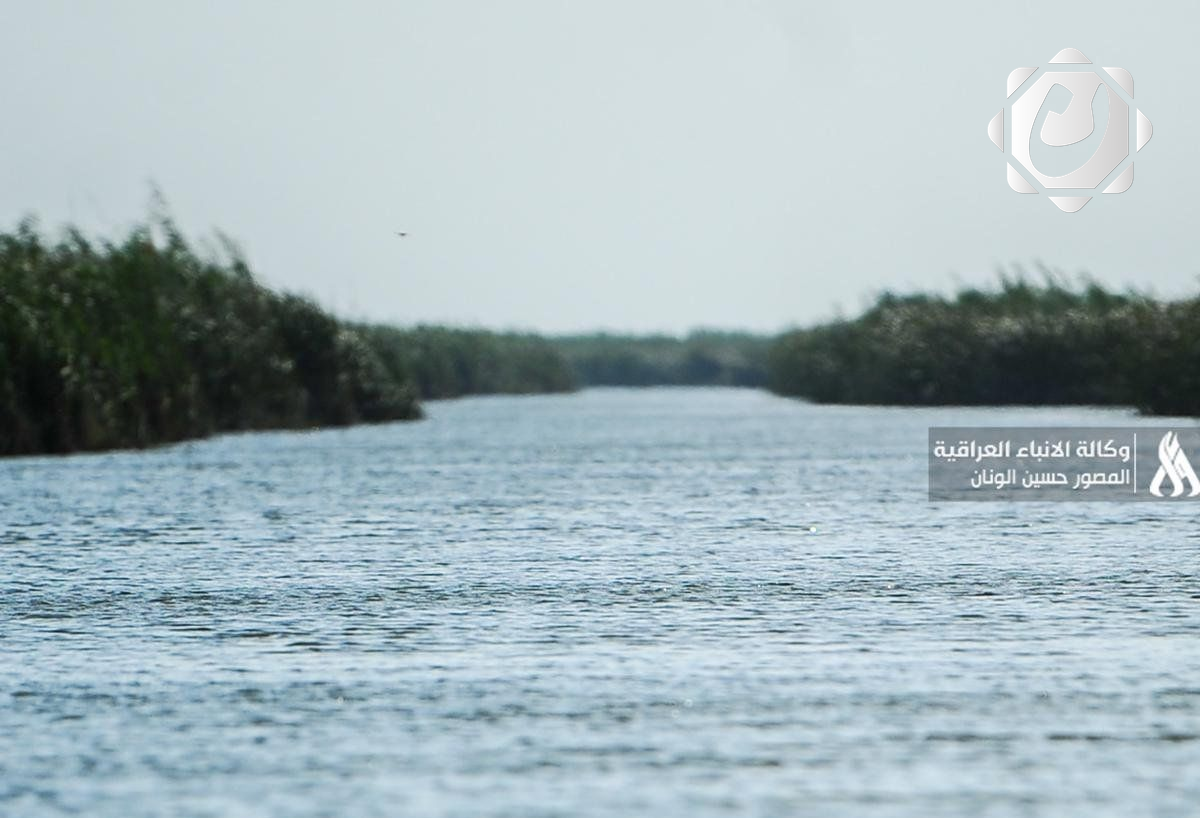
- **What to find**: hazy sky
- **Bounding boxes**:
[1,0,1196,333]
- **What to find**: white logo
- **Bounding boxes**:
[986,48,1153,212]
[1149,431,1200,498]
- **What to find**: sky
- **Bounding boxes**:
[1,0,1197,334]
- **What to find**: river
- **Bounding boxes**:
[2,387,1198,816]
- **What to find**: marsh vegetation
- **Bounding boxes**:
[767,275,1196,415]
[5,216,1195,460]
[554,332,770,388]
[0,218,572,456]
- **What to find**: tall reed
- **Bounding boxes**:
[767,276,1194,414]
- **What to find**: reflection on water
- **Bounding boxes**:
[2,388,1198,817]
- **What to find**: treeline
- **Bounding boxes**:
[360,325,574,399]
[0,218,572,456]
[13,212,1191,458]
[554,331,770,388]
[768,276,1200,415]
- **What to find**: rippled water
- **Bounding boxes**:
[3,388,1199,817]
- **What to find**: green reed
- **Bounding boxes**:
[767,275,1196,415]
[0,217,574,456]
[554,331,771,388]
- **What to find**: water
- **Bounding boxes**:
[2,387,1199,817]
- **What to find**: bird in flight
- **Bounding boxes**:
[395,231,409,238]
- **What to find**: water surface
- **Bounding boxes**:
[2,388,1198,816]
